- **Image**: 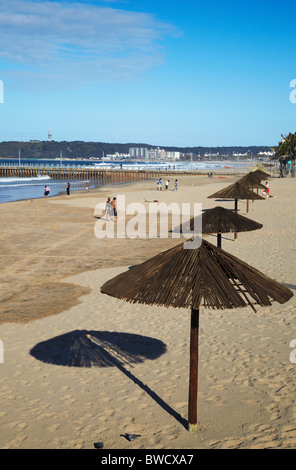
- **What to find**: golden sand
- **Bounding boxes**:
[0,174,295,449]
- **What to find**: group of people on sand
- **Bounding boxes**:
[105,197,117,221]
[157,178,178,191]
[44,182,71,198]
[44,181,91,199]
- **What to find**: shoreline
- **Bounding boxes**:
[0,162,264,205]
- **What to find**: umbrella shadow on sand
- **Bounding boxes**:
[282,283,296,291]
[30,329,188,429]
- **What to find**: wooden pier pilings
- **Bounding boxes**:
[0,166,210,183]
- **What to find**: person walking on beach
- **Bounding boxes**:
[85,182,89,192]
[66,182,70,197]
[105,197,112,220]
[44,185,50,198]
[111,197,117,221]
[174,179,178,191]
[157,178,162,190]
[262,181,270,199]
[165,180,169,190]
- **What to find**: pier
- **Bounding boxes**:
[0,165,221,183]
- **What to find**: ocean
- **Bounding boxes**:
[0,158,250,203]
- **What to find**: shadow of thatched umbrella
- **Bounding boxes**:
[30,330,166,367]
[30,330,187,428]
[100,239,293,432]
[175,206,263,248]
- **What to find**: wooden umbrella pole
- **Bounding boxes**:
[217,233,222,249]
[246,199,249,214]
[234,199,238,241]
[188,308,200,432]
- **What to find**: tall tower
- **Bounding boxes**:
[48,127,52,141]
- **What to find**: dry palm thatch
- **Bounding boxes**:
[236,173,267,213]
[237,172,267,190]
[101,238,292,312]
[177,206,263,248]
[208,181,265,227]
[208,181,264,201]
[100,238,293,432]
[252,169,271,180]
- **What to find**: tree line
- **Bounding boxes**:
[273,132,296,178]
[0,140,272,160]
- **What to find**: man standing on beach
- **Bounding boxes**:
[157,178,162,190]
[111,197,117,221]
[44,185,50,198]
[66,182,70,197]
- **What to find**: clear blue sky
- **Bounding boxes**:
[0,0,296,147]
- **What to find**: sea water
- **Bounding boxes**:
[0,159,249,204]
[0,176,96,203]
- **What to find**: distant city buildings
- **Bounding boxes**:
[129,147,180,160]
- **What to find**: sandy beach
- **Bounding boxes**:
[0,173,296,449]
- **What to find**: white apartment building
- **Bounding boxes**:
[129,147,148,158]
[129,147,180,160]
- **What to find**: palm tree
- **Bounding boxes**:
[277,132,296,178]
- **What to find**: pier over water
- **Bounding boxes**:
[0,166,214,183]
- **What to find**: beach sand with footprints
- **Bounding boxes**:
[0,173,295,449]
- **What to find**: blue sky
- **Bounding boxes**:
[0,0,296,147]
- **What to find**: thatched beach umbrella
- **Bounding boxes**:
[208,181,264,213]
[177,206,263,248]
[100,238,293,432]
[238,172,266,190]
[208,181,265,240]
[237,173,267,211]
[251,169,271,180]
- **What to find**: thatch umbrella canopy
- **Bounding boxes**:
[101,238,293,432]
[237,172,267,190]
[237,173,267,211]
[208,181,264,210]
[177,206,263,248]
[251,169,271,180]
[208,182,265,241]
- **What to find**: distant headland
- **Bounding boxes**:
[0,140,274,161]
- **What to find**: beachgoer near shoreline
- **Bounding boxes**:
[157,178,162,190]
[165,180,169,190]
[105,197,112,220]
[174,179,178,191]
[44,185,50,198]
[85,182,89,192]
[262,181,270,199]
[66,182,70,196]
[111,197,117,221]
